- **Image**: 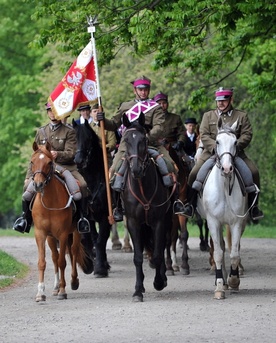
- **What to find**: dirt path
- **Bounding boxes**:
[0,236,275,343]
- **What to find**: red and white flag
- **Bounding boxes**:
[48,41,98,120]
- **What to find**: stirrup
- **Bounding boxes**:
[77,217,90,233]
[181,204,195,218]
[113,208,124,222]
[13,217,27,234]
[173,200,185,215]
[250,206,264,221]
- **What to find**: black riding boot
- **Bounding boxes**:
[76,198,91,233]
[248,192,264,222]
[181,185,198,218]
[13,200,32,234]
[172,182,186,215]
[112,191,123,222]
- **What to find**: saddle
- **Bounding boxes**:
[111,148,176,192]
[192,156,255,196]
[23,166,82,202]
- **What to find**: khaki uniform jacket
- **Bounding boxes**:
[200,108,252,161]
[104,99,165,147]
[188,107,255,186]
[90,122,117,168]
[26,123,78,179]
[162,111,185,145]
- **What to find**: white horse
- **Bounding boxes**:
[197,118,248,299]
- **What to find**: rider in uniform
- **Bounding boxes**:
[152,91,188,214]
[13,103,91,234]
[181,87,264,222]
[97,76,186,221]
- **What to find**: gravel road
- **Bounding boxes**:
[0,236,275,343]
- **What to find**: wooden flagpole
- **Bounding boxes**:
[87,16,115,225]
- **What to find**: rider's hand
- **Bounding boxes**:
[172,140,184,151]
[97,112,105,122]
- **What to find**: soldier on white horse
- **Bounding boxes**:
[181,87,264,223]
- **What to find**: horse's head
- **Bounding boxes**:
[31,141,54,192]
[123,112,149,178]
[72,119,100,169]
[216,118,238,176]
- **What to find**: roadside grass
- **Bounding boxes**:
[0,250,29,288]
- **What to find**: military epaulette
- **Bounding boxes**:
[65,123,74,129]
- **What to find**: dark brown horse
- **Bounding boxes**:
[121,112,172,302]
[31,142,89,302]
[73,119,112,277]
[165,145,190,275]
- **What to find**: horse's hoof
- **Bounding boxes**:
[52,289,59,296]
[173,266,180,272]
[132,295,143,302]
[214,291,225,300]
[93,271,109,278]
[180,267,190,276]
[154,280,167,291]
[71,279,79,290]
[112,242,122,250]
[122,247,133,253]
[166,269,174,276]
[228,276,240,290]
[35,295,46,302]
[57,293,67,300]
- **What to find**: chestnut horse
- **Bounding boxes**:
[31,142,89,302]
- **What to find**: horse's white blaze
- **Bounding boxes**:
[39,153,45,160]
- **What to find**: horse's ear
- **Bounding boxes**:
[231,120,238,132]
[217,117,223,130]
[138,111,145,127]
[122,113,131,128]
[45,141,51,152]
[33,141,38,151]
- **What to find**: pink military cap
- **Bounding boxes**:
[153,92,168,102]
[215,87,233,101]
[131,75,151,88]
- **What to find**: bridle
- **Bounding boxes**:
[215,130,237,173]
[124,127,149,175]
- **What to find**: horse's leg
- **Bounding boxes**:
[165,219,174,276]
[152,221,168,292]
[127,220,145,302]
[111,223,122,250]
[227,223,244,291]
[47,236,60,296]
[204,220,210,251]
[122,218,133,252]
[226,224,244,275]
[209,237,216,273]
[70,231,81,291]
[209,222,227,300]
[35,230,47,302]
[57,235,68,300]
[179,216,190,275]
[93,219,111,278]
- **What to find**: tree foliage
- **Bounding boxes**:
[31,0,276,106]
[0,0,275,227]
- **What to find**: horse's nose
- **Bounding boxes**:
[222,164,233,175]
[34,182,44,193]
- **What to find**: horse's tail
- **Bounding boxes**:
[69,231,94,275]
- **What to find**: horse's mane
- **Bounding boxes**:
[75,122,100,147]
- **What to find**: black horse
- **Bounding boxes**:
[73,119,111,277]
[121,112,172,302]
